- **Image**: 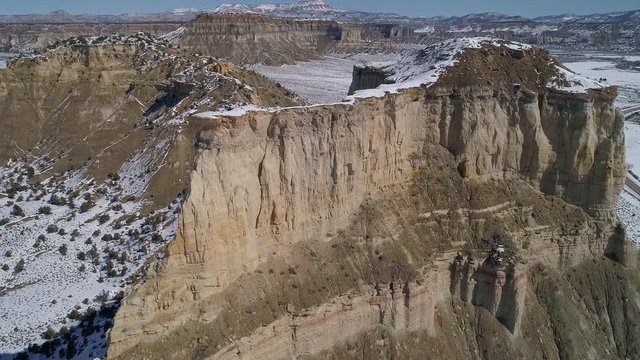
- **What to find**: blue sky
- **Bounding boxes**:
[0,0,638,17]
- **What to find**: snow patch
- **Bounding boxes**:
[195,104,275,119]
[546,65,604,93]
[348,37,532,100]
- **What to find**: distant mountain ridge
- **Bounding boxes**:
[214,0,335,14]
[0,1,638,27]
[0,9,202,23]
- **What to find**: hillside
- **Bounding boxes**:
[104,38,636,359]
[0,13,637,359]
[0,33,301,358]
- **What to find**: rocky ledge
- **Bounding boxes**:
[106,38,637,360]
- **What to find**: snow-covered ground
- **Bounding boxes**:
[252,38,537,104]
[560,54,640,109]
[626,120,640,173]
[0,156,182,354]
[621,119,640,245]
[619,190,640,245]
[251,54,398,104]
[566,61,640,108]
[558,51,640,244]
[0,52,16,69]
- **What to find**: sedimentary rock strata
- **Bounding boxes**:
[107,41,636,360]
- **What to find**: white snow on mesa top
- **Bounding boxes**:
[160,27,186,42]
[214,0,335,14]
[171,8,199,14]
[52,32,165,48]
[194,38,537,119]
[546,65,604,94]
[414,26,435,34]
[214,4,253,12]
[348,37,532,100]
[195,104,274,119]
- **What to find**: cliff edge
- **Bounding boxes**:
[106,38,636,360]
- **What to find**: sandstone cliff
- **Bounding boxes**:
[176,14,412,65]
[0,33,300,191]
[0,33,305,354]
[107,41,636,360]
[0,23,182,53]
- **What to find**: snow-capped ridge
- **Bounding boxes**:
[213,0,336,15]
[349,37,532,99]
[547,65,604,94]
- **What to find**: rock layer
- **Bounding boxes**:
[177,14,412,65]
[108,44,630,359]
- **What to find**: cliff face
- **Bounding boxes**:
[0,44,143,173]
[0,34,306,354]
[0,23,182,53]
[0,34,300,183]
[108,43,633,359]
[177,14,412,65]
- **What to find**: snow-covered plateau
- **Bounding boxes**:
[558,52,640,245]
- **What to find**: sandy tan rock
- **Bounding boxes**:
[108,69,628,358]
[177,14,411,65]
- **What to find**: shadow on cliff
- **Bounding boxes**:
[0,302,121,360]
[449,252,523,334]
[143,81,194,119]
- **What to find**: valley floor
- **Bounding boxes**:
[251,53,398,104]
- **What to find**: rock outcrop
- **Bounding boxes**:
[0,34,304,354]
[0,23,182,53]
[107,42,635,360]
[0,34,300,184]
[176,14,412,65]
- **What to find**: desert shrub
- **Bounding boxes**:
[43,325,57,340]
[96,290,110,303]
[67,308,82,320]
[98,214,110,224]
[101,234,113,241]
[65,337,77,359]
[59,244,68,255]
[151,233,164,243]
[14,258,25,272]
[38,206,52,215]
[46,224,59,233]
[11,204,25,217]
[79,200,95,213]
[49,194,67,206]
